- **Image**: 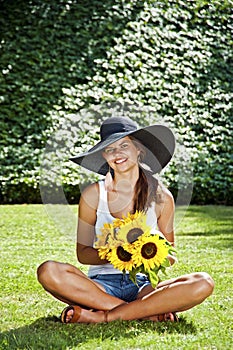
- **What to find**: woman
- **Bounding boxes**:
[37,116,214,323]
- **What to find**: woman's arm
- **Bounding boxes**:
[157,188,177,265]
[76,183,108,265]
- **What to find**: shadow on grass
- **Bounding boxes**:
[183,206,233,223]
[0,315,197,350]
[178,228,233,250]
[177,206,233,248]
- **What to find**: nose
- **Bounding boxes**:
[108,147,124,156]
[114,147,123,155]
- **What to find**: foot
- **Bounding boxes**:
[143,312,178,322]
[61,305,107,324]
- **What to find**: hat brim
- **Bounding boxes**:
[70,125,175,175]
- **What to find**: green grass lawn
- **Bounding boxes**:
[0,204,232,350]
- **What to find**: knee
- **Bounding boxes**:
[37,260,58,285]
[192,272,214,301]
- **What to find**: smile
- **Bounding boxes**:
[114,158,127,164]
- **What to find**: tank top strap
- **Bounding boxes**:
[146,201,158,228]
[98,180,109,213]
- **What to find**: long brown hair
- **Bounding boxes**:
[130,137,163,212]
[133,167,163,212]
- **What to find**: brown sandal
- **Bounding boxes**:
[104,310,109,323]
[162,312,179,322]
[60,305,82,323]
[145,312,179,322]
[61,305,110,324]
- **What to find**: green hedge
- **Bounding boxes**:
[0,0,232,204]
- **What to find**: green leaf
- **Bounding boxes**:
[147,269,159,289]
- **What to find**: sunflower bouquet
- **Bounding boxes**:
[94,211,176,288]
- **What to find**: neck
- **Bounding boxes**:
[113,167,139,193]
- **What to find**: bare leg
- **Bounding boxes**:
[63,272,214,323]
[37,260,125,310]
[108,272,214,322]
[37,262,214,323]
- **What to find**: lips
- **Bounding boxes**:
[114,158,127,164]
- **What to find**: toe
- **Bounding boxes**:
[66,309,74,323]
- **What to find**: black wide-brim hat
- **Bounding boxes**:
[70,116,175,175]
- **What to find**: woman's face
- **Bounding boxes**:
[102,137,140,173]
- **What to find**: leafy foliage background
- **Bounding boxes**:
[0,0,232,204]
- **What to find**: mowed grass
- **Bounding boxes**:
[0,204,232,350]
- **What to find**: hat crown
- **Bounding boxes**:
[100,117,138,141]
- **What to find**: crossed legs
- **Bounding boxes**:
[37,260,214,323]
[37,261,126,310]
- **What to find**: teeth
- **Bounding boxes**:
[115,158,126,164]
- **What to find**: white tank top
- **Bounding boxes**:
[88,180,158,277]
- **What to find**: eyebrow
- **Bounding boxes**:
[105,140,130,149]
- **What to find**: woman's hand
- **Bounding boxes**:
[77,243,109,265]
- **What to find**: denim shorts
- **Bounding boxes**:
[90,273,151,302]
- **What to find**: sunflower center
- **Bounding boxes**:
[127,228,144,243]
[141,242,157,259]
[117,246,132,262]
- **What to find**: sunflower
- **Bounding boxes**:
[114,211,151,244]
[94,222,115,249]
[106,227,127,248]
[113,210,143,226]
[131,233,170,271]
[106,244,135,272]
[98,247,111,260]
[96,211,175,287]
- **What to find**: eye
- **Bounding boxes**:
[104,148,115,154]
[121,143,129,149]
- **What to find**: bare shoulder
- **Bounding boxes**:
[156,185,175,237]
[80,182,99,210]
[162,186,175,206]
[156,185,174,218]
